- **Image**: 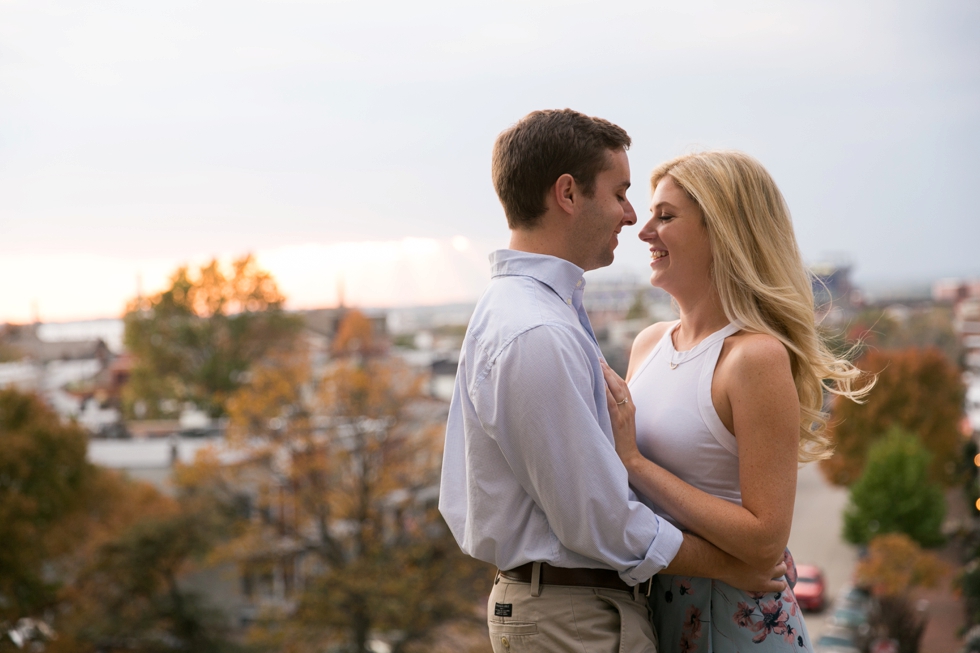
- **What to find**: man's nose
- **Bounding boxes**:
[623,200,637,225]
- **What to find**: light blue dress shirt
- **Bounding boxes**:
[439,249,684,586]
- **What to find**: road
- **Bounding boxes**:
[787,460,859,639]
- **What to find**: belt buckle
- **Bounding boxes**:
[634,577,653,599]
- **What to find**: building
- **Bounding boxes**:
[811,262,861,324]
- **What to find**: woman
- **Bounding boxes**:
[602,151,871,651]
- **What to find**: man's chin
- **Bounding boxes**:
[588,255,615,271]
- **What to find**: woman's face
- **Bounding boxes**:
[638,175,714,297]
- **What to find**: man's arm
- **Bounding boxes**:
[666,533,787,593]
[479,324,682,583]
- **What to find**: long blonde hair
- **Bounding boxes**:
[650,151,872,461]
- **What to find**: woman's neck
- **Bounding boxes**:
[673,289,729,351]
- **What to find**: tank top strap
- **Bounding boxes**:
[696,322,740,455]
[710,321,743,343]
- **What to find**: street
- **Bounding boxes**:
[787,460,859,639]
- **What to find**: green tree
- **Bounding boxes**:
[959,560,980,629]
[0,389,92,623]
[189,311,491,653]
[843,428,946,547]
[625,290,648,320]
[821,347,964,486]
[0,388,239,652]
[55,511,241,653]
[123,254,302,418]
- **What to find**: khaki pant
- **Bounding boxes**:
[487,573,658,653]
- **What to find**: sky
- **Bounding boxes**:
[1,0,978,322]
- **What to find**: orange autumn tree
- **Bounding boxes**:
[187,311,491,653]
[821,347,964,486]
[123,254,302,419]
[854,533,949,653]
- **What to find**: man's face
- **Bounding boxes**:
[571,148,637,271]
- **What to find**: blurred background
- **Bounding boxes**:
[1,1,979,651]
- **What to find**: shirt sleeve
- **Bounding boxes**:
[473,323,683,583]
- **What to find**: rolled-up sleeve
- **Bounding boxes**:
[474,323,683,583]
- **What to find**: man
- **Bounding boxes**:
[439,109,784,653]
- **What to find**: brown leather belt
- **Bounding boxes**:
[499,562,652,596]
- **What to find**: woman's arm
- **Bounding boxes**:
[603,334,800,570]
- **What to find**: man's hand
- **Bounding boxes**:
[719,557,788,594]
[666,533,788,594]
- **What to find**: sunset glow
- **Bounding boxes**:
[0,237,494,323]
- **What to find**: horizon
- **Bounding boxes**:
[6,263,952,328]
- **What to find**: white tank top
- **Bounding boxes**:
[628,321,743,528]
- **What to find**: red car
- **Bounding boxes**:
[793,564,826,611]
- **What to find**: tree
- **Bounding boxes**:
[0,389,92,623]
[0,388,239,652]
[123,254,302,418]
[844,306,962,366]
[53,510,241,653]
[188,311,491,653]
[854,533,948,653]
[625,290,648,320]
[843,428,946,547]
[959,560,980,630]
[821,347,965,486]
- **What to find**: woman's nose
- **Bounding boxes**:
[638,217,657,241]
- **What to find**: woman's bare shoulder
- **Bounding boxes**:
[722,330,793,381]
[626,321,677,381]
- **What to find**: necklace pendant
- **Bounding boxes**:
[669,361,678,370]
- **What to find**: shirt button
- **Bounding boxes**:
[566,298,572,305]
[576,279,582,287]
[501,636,510,649]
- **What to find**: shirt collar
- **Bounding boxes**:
[489,249,586,305]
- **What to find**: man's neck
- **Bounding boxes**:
[509,227,577,266]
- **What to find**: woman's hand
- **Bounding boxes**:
[601,361,642,469]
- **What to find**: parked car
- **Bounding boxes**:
[835,583,872,612]
[814,626,862,653]
[828,603,872,650]
[793,564,826,611]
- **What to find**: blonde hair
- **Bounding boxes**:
[650,151,872,462]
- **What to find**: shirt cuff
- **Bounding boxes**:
[620,517,685,585]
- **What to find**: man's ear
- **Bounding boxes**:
[552,173,577,215]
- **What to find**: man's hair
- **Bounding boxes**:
[491,109,631,230]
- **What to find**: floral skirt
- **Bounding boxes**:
[650,551,813,652]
